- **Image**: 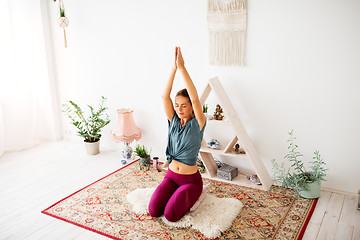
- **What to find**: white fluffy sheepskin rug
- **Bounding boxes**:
[126,188,243,239]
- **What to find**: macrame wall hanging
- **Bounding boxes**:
[52,0,69,47]
[207,0,247,66]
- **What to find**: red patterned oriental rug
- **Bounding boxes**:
[42,160,318,239]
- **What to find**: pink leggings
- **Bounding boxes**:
[148,168,203,222]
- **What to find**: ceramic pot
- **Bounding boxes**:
[205,113,213,120]
[299,181,321,199]
[121,142,132,160]
[84,140,100,155]
[140,156,150,165]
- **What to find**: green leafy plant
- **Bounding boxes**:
[202,104,208,113]
[60,5,65,17]
[271,130,328,196]
[62,96,110,142]
[134,144,151,158]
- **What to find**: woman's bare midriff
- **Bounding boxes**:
[169,159,198,175]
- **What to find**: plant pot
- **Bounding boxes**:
[84,140,100,155]
[140,156,150,165]
[299,181,321,199]
[204,113,213,120]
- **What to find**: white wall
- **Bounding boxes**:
[48,0,360,194]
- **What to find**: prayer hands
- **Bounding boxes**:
[176,46,185,70]
[172,46,185,71]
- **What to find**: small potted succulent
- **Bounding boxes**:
[62,96,110,155]
[203,103,213,120]
[134,144,152,171]
[271,130,328,199]
[202,104,208,114]
[134,144,151,164]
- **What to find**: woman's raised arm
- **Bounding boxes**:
[162,47,177,122]
[176,47,206,130]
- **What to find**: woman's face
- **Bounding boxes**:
[175,96,193,119]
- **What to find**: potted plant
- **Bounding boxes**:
[202,103,213,120]
[202,104,208,114]
[134,144,151,165]
[62,96,111,155]
[271,130,328,199]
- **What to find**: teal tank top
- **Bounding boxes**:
[166,113,206,166]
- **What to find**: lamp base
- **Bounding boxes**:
[121,142,132,160]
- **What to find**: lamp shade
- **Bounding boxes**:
[111,108,142,143]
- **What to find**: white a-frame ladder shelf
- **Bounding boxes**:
[199,77,272,191]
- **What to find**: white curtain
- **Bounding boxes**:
[0,0,62,157]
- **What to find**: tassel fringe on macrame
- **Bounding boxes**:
[207,0,247,66]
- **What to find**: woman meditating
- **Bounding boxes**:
[148,46,207,222]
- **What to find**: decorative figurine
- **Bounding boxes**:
[234,143,246,154]
[234,143,240,153]
[213,104,224,120]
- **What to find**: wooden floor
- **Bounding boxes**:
[0,141,359,240]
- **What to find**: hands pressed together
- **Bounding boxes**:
[172,46,185,71]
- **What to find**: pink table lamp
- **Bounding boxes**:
[111,108,142,161]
